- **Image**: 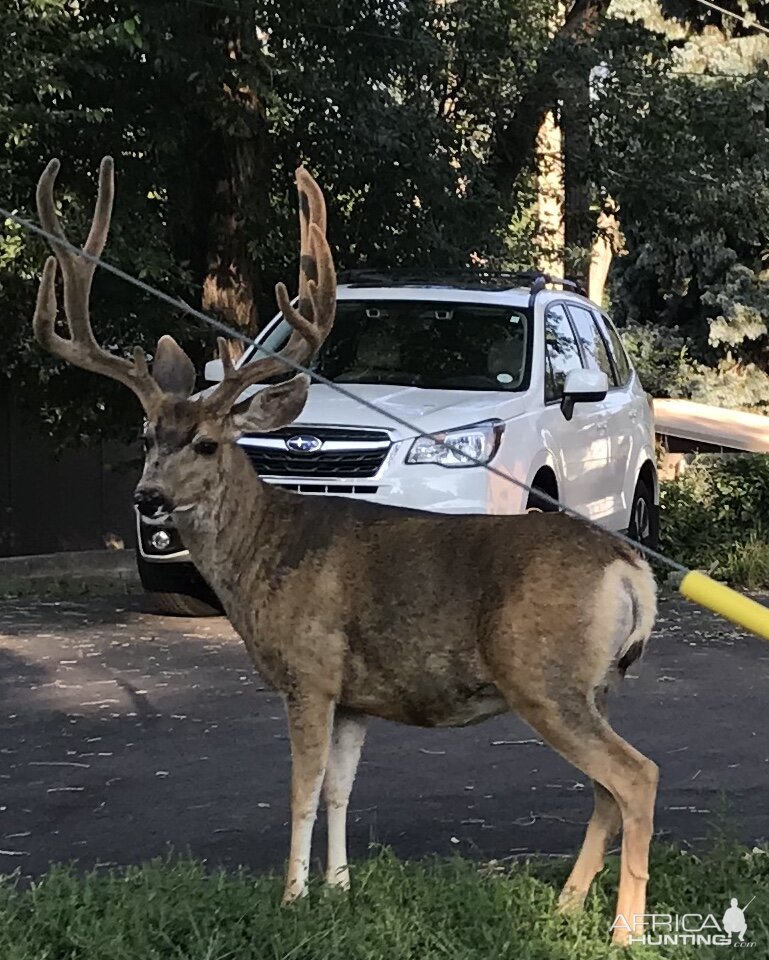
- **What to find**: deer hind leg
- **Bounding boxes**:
[282,692,335,904]
[503,691,657,947]
[322,709,367,889]
[559,686,622,912]
[608,749,658,946]
[559,779,622,912]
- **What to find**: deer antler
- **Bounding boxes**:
[33,157,162,412]
[203,167,336,415]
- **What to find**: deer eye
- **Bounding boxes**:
[193,437,218,457]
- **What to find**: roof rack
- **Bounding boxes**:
[336,268,588,306]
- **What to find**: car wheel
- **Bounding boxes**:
[136,553,222,617]
[145,591,221,617]
[628,477,659,551]
[526,485,558,513]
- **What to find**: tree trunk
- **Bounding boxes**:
[203,120,268,355]
[201,9,270,359]
[562,67,592,277]
[536,109,565,276]
[587,199,622,305]
[491,0,610,200]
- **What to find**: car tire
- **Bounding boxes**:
[526,484,558,513]
[136,553,222,617]
[628,477,659,551]
[145,591,221,617]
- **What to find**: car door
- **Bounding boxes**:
[600,310,650,521]
[539,302,612,521]
[565,304,626,527]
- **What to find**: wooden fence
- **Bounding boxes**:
[0,386,139,557]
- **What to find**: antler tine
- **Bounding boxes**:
[84,156,115,258]
[32,157,161,412]
[296,167,326,320]
[306,221,335,336]
[204,166,336,415]
[36,160,71,259]
[216,336,236,377]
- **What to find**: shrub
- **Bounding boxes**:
[621,323,698,398]
[719,534,769,590]
[659,453,769,586]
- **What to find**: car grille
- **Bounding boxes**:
[271,482,379,495]
[239,426,391,480]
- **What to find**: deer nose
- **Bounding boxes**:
[134,487,173,518]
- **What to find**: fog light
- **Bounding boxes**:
[150,530,173,551]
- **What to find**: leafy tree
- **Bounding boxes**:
[1,0,549,443]
[590,4,769,408]
[0,0,200,445]
[5,0,769,450]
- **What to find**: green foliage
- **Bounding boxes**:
[621,323,697,398]
[4,0,769,445]
[719,533,769,590]
[685,358,769,414]
[1,0,556,444]
[622,324,769,414]
[0,846,767,959]
[660,454,769,585]
[593,8,769,408]
[0,0,207,445]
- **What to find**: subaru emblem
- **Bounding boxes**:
[286,434,322,453]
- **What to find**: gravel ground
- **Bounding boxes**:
[1,592,768,878]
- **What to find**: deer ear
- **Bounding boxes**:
[230,374,310,434]
[152,335,196,397]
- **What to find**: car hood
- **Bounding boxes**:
[287,383,530,439]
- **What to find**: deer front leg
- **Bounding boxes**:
[283,692,335,904]
[322,709,367,889]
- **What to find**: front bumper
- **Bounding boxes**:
[136,510,190,563]
[138,434,528,565]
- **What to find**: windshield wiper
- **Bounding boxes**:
[328,372,424,387]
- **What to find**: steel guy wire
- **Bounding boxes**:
[691,0,769,37]
[0,200,686,573]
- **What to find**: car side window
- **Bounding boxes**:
[567,305,617,385]
[544,304,582,402]
[602,314,632,385]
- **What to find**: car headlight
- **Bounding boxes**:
[406,421,504,468]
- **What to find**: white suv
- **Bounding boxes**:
[136,272,658,614]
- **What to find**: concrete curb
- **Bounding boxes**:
[0,549,140,596]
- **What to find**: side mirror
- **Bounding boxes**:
[561,369,609,421]
[204,359,223,383]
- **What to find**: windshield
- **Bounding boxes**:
[251,300,530,391]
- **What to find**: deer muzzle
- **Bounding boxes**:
[134,485,174,519]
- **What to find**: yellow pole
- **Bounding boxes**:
[679,571,769,641]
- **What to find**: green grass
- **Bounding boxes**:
[717,533,769,590]
[1,844,768,959]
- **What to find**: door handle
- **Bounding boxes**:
[597,420,609,435]
[628,409,639,422]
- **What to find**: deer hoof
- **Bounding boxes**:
[557,886,587,914]
[324,868,350,891]
[281,883,308,905]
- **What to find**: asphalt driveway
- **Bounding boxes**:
[1,591,768,878]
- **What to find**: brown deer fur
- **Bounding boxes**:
[32,157,658,946]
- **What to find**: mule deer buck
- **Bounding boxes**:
[32,156,658,945]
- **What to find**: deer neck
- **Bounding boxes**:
[172,442,296,604]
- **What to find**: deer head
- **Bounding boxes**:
[33,156,336,520]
